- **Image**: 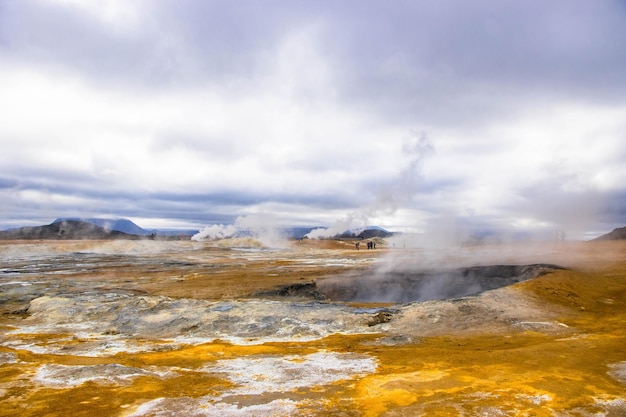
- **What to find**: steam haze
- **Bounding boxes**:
[1,0,625,239]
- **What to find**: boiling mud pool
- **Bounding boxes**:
[1,240,626,416]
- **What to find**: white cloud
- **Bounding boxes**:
[42,0,148,31]
[1,1,625,236]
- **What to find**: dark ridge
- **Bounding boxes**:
[591,226,626,241]
[337,227,394,239]
[254,282,327,300]
[355,228,394,239]
[0,220,139,240]
[53,217,150,235]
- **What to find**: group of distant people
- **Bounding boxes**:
[355,241,376,250]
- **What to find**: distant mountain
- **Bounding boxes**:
[591,227,626,241]
[0,220,137,240]
[282,226,394,240]
[0,218,393,241]
[338,226,394,239]
[53,217,151,235]
[282,227,317,239]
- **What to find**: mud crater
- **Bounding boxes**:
[268,264,564,303]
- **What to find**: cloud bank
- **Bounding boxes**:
[1,0,625,239]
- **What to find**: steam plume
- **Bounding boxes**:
[192,213,287,248]
[306,130,434,239]
[305,212,369,240]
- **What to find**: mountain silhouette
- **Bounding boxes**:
[0,220,138,240]
[592,226,626,241]
[338,226,394,239]
[53,218,150,235]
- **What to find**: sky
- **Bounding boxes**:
[1,0,625,240]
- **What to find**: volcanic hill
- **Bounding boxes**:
[592,226,626,241]
[0,219,138,240]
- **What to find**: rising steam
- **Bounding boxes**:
[192,213,287,248]
[192,131,434,244]
[306,130,434,239]
[305,212,369,240]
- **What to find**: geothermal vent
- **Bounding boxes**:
[308,264,564,303]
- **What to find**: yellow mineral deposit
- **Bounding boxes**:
[0,239,625,416]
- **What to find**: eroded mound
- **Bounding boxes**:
[314,264,564,303]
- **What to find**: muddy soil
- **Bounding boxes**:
[315,264,565,303]
[0,239,625,416]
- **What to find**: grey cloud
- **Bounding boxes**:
[150,132,238,159]
[0,177,19,189]
[315,1,626,125]
[0,0,310,90]
[599,190,626,226]
[508,183,606,237]
[1,0,625,233]
[0,2,143,80]
[0,170,367,230]
[4,1,624,106]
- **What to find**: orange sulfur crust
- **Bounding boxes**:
[0,240,625,416]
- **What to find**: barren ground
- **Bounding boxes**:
[0,239,625,416]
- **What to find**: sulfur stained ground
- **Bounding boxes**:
[0,239,625,416]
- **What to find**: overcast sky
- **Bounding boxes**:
[1,0,625,239]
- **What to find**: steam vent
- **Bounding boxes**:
[1,239,626,416]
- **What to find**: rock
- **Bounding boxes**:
[367,311,393,326]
